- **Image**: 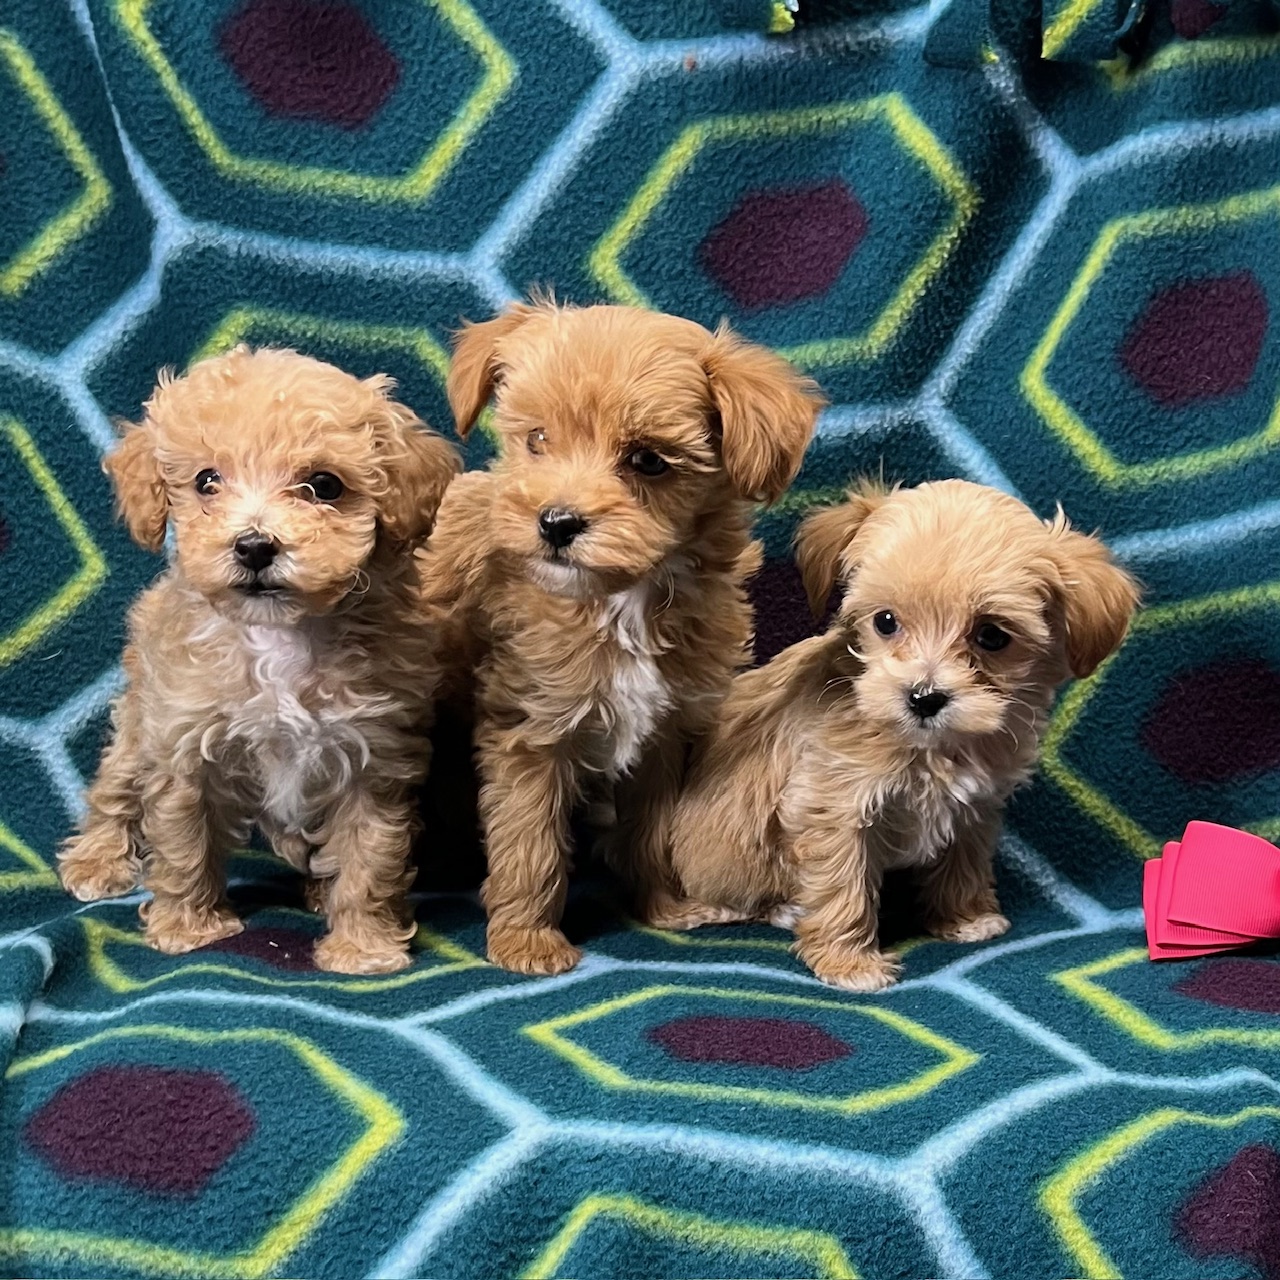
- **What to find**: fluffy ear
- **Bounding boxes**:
[700,325,825,504]
[373,392,462,546]
[1045,511,1141,677]
[446,305,538,437]
[794,482,891,616]
[103,422,167,551]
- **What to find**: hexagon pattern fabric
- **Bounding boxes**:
[2,0,1280,1275]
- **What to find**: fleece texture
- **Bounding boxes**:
[2,0,1280,1275]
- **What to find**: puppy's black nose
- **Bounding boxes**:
[908,687,950,720]
[233,531,277,572]
[538,507,586,549]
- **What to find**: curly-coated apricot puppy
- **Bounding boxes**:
[58,346,459,974]
[418,300,824,975]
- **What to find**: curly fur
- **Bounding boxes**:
[670,478,1141,991]
[58,346,460,974]
[418,300,823,975]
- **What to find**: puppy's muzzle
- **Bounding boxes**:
[233,531,278,574]
[538,507,586,551]
[908,686,950,721]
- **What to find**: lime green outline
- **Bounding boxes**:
[115,0,514,202]
[1020,185,1280,488]
[1041,0,1105,60]
[1040,580,1280,860]
[1054,945,1280,1053]
[193,307,453,378]
[630,923,792,954]
[81,916,486,993]
[0,418,108,668]
[2,1024,404,1278]
[524,983,978,1114]
[0,30,112,297]
[0,817,59,892]
[589,93,979,370]
[1099,32,1280,89]
[632,922,932,960]
[768,3,797,33]
[1042,1103,1280,1279]
[523,1192,858,1279]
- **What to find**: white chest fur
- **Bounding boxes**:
[875,752,997,870]
[223,624,370,830]
[593,583,671,778]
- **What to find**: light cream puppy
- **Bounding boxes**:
[670,478,1140,991]
[59,346,459,974]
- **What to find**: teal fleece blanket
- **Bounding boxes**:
[3,0,1280,1275]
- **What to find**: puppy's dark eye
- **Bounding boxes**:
[527,429,546,455]
[195,469,221,496]
[873,610,898,637]
[974,622,1011,652]
[302,472,344,503]
[627,448,668,477]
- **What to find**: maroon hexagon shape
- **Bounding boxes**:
[1171,0,1227,38]
[1119,271,1269,408]
[1141,657,1280,785]
[647,1015,854,1070]
[219,0,401,131]
[211,925,319,971]
[1174,959,1280,1015]
[1176,1143,1280,1280]
[699,179,869,310]
[24,1065,256,1196]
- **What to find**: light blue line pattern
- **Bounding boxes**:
[6,5,1279,1279]
[1112,497,1280,564]
[370,1127,549,1280]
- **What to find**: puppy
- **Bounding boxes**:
[670,478,1140,991]
[58,346,460,974]
[417,300,823,975]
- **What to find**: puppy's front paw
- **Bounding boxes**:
[313,932,412,975]
[58,835,139,901]
[930,912,1011,944]
[143,906,243,955]
[487,925,581,976]
[805,947,902,992]
[59,858,139,903]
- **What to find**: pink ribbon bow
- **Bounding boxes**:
[1144,821,1280,960]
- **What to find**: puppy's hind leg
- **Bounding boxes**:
[918,807,1010,944]
[657,740,782,932]
[615,725,746,931]
[260,817,312,874]
[58,693,145,901]
[258,816,327,911]
[479,738,582,976]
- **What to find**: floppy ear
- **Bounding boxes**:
[103,422,167,552]
[373,392,462,546]
[446,305,538,438]
[794,482,891,616]
[1045,511,1141,677]
[700,325,825,504]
